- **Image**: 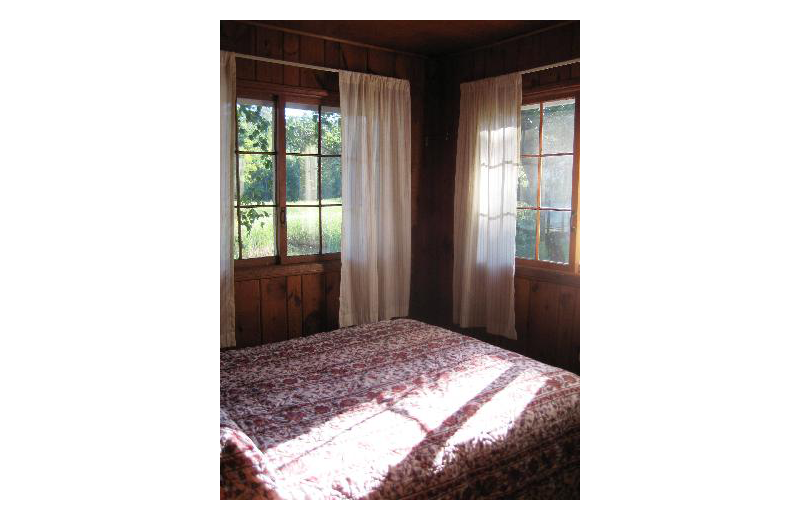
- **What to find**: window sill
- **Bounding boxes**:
[234,258,341,282]
[515,260,579,287]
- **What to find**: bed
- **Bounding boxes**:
[220,318,579,499]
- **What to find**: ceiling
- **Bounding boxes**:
[261,20,563,56]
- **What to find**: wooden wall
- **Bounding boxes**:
[419,21,581,373]
[221,21,428,348]
[233,262,340,347]
[221,20,580,374]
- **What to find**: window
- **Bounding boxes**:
[234,96,342,262]
[516,93,579,269]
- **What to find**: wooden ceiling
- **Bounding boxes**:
[259,20,564,56]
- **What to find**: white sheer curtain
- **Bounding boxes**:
[338,71,411,327]
[220,51,236,347]
[453,73,521,340]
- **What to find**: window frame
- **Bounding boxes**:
[516,83,580,274]
[234,83,342,269]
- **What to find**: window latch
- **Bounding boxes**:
[280,208,286,226]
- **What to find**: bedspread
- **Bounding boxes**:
[220,319,579,499]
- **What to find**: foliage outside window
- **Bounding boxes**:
[516,97,577,266]
[234,98,342,260]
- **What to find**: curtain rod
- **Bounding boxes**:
[233,52,579,78]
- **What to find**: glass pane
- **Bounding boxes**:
[542,99,575,154]
[321,106,341,155]
[539,210,571,264]
[239,207,277,259]
[321,157,341,203]
[237,99,274,152]
[238,154,275,205]
[322,206,342,254]
[287,206,320,256]
[515,209,536,259]
[541,156,573,209]
[518,157,538,208]
[233,211,240,260]
[286,156,319,205]
[521,104,540,155]
[285,102,319,154]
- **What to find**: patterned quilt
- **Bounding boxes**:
[220,319,579,499]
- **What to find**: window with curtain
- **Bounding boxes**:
[515,92,579,270]
[234,96,342,263]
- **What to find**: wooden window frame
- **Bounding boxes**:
[234,83,342,270]
[516,83,580,275]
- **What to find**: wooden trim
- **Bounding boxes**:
[235,260,341,282]
[515,263,579,287]
[281,252,340,265]
[240,20,429,59]
[235,256,278,269]
[238,78,329,100]
[522,80,579,104]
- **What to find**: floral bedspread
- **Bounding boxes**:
[220,319,579,499]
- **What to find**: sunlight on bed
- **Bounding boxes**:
[430,371,545,472]
[269,356,516,498]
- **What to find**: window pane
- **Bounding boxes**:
[321,106,341,155]
[321,157,341,203]
[515,209,536,259]
[239,207,276,259]
[541,155,573,209]
[238,154,275,205]
[521,104,540,155]
[539,210,570,264]
[285,102,319,154]
[237,99,274,152]
[518,157,538,208]
[322,206,342,253]
[542,99,575,154]
[233,212,240,260]
[287,206,320,256]
[286,156,319,205]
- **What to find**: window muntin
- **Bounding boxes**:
[234,98,342,262]
[516,97,576,266]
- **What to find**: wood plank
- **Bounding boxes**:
[301,273,325,335]
[255,26,283,84]
[501,39,520,74]
[514,277,531,345]
[527,280,560,365]
[341,43,367,72]
[325,271,340,331]
[572,289,580,373]
[556,285,578,370]
[286,275,303,339]
[260,277,288,343]
[300,35,325,88]
[473,49,487,80]
[486,45,504,78]
[233,23,256,80]
[394,54,412,80]
[368,48,395,77]
[283,32,300,86]
[234,279,261,347]
[323,40,342,91]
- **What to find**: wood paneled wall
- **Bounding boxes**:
[234,263,340,347]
